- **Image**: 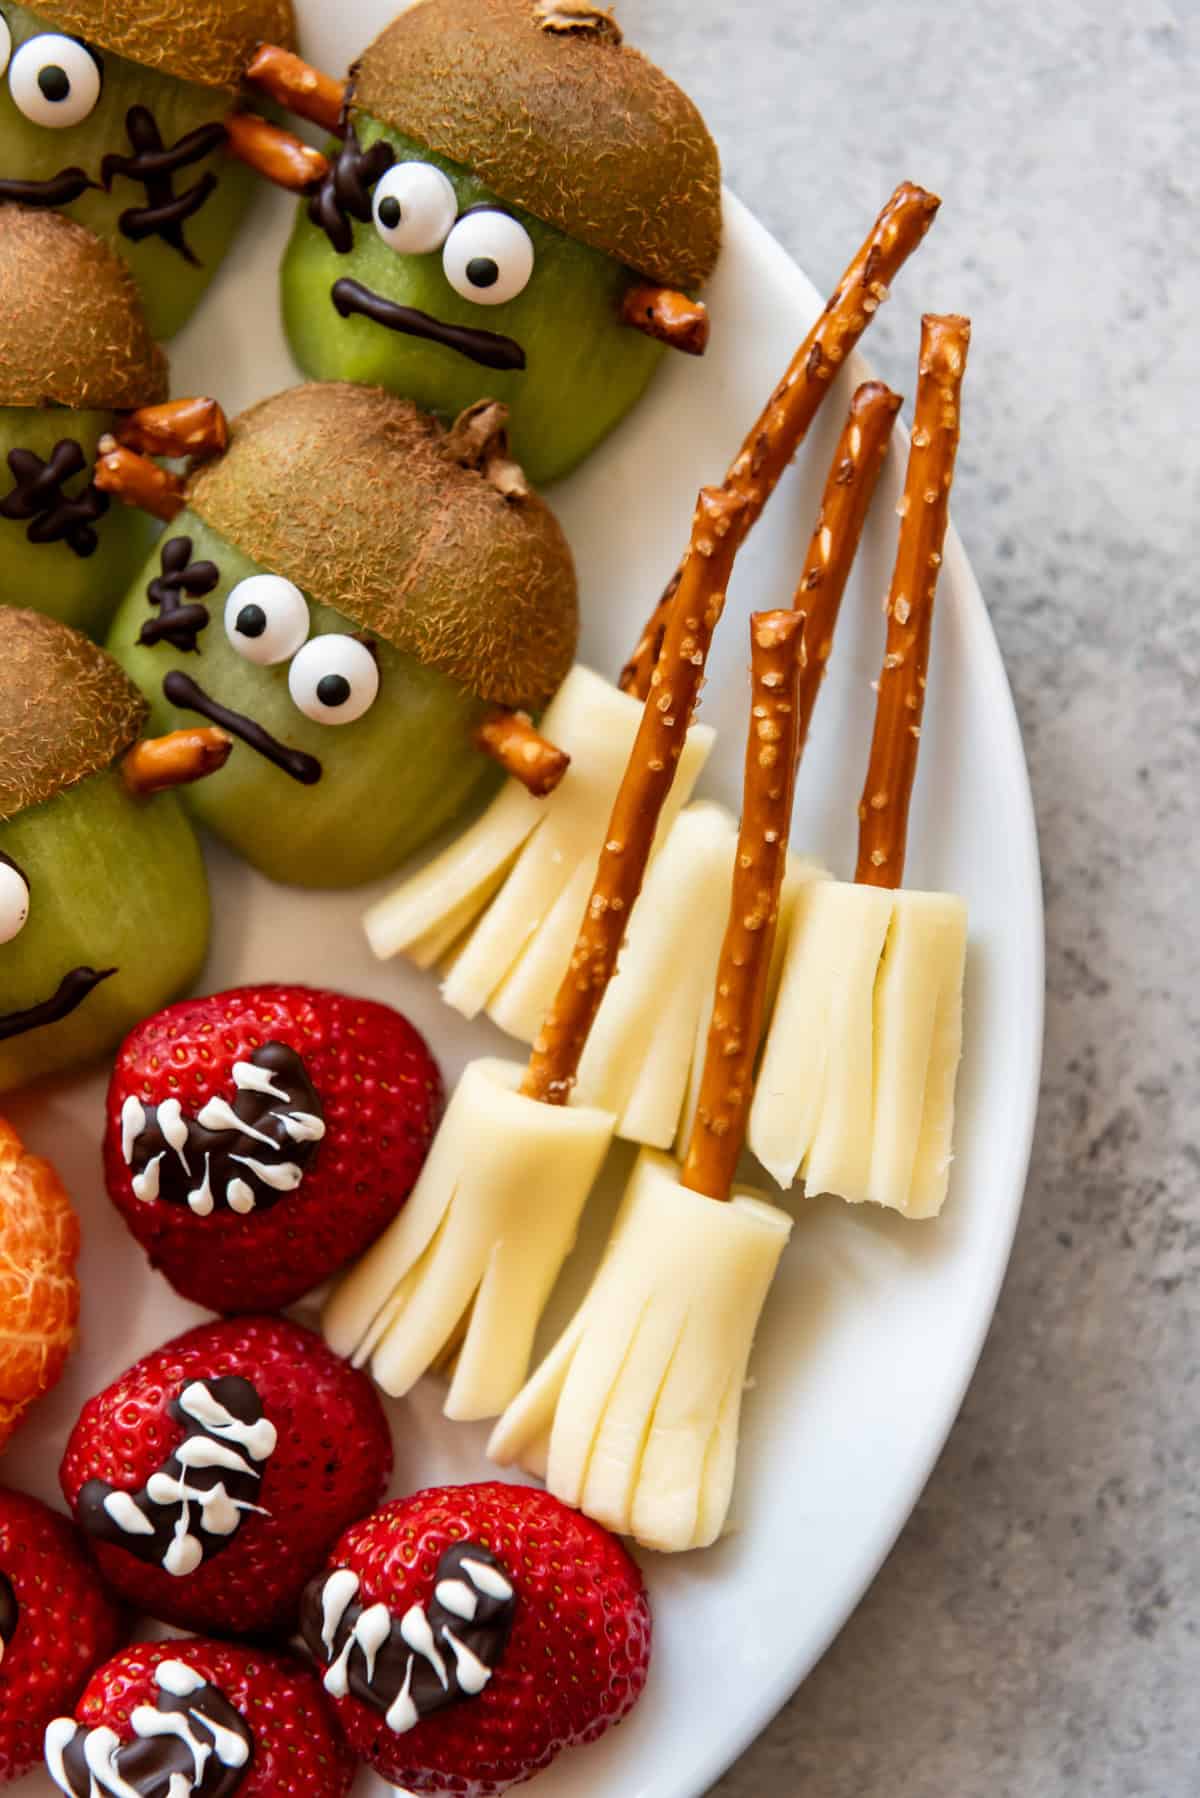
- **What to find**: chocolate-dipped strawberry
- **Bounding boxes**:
[105,382,579,889]
[0,608,226,1093]
[0,0,328,339]
[252,0,720,484]
[0,207,225,637]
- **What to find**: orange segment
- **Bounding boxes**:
[0,1119,80,1450]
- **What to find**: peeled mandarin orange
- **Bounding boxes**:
[0,1118,80,1449]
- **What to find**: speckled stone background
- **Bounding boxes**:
[620,0,1200,1791]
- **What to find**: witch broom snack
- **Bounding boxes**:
[573,380,900,1149]
[299,1483,651,1797]
[103,983,442,1314]
[0,609,225,1093]
[0,1120,79,1448]
[0,206,225,636]
[325,487,746,1422]
[0,1488,124,1785]
[489,608,806,1552]
[104,383,578,888]
[365,182,937,1017]
[60,1314,392,1636]
[750,315,971,1216]
[0,0,326,339]
[254,0,720,484]
[44,1637,355,1798]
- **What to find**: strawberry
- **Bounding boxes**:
[59,1315,392,1638]
[0,1487,124,1785]
[45,1637,355,1798]
[300,1482,652,1797]
[103,984,443,1313]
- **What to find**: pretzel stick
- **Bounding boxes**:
[621,286,710,355]
[116,398,228,462]
[855,314,970,888]
[475,709,570,798]
[122,728,232,796]
[791,380,901,765]
[93,442,186,522]
[245,44,346,133]
[681,610,805,1201]
[522,485,748,1106]
[619,181,941,699]
[225,113,328,191]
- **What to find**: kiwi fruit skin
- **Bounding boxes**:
[107,516,501,889]
[352,0,721,290]
[0,6,259,340]
[282,126,666,487]
[27,0,295,92]
[185,381,578,709]
[0,768,209,1092]
[0,407,159,635]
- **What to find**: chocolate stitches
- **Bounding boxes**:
[138,536,220,652]
[309,120,395,254]
[102,106,229,265]
[0,440,110,558]
[119,1041,325,1218]
[301,1542,517,1735]
[0,1570,17,1666]
[45,1658,252,1798]
[77,1375,277,1578]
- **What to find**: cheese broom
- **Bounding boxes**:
[573,379,901,1150]
[489,605,807,1553]
[363,182,940,1012]
[749,315,971,1216]
[323,486,748,1421]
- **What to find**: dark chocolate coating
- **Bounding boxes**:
[0,966,116,1043]
[162,670,323,785]
[331,278,527,372]
[300,1541,516,1730]
[0,1569,17,1657]
[52,1671,252,1798]
[122,1041,324,1216]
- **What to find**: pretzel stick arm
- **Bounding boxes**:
[245,44,346,133]
[225,113,328,191]
[855,314,970,888]
[115,398,228,461]
[621,285,710,355]
[522,485,749,1106]
[682,610,805,1201]
[619,181,940,699]
[475,709,570,798]
[792,380,901,763]
[93,441,186,522]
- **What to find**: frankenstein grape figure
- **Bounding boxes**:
[256,0,722,485]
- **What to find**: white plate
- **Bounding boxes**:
[6,5,1044,1792]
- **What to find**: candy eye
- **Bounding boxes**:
[372,161,458,255]
[8,33,102,128]
[0,17,11,78]
[0,855,29,946]
[224,575,310,666]
[288,635,379,726]
[442,209,534,306]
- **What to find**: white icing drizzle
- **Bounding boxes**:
[320,1567,360,1656]
[228,1155,303,1192]
[132,1154,163,1204]
[282,1111,325,1144]
[434,1578,478,1621]
[156,1100,191,1171]
[103,1491,155,1536]
[195,1097,276,1147]
[44,1661,249,1798]
[226,1180,256,1216]
[459,1557,514,1601]
[187,1157,215,1217]
[232,1059,290,1101]
[177,1382,278,1461]
[120,1096,147,1165]
[400,1602,449,1693]
[443,1631,491,1695]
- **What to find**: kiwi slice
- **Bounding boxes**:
[0,6,266,339]
[0,407,159,637]
[282,128,666,487]
[108,515,502,889]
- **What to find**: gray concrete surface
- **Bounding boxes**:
[619,0,1199,1791]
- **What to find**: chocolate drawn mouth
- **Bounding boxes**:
[163,670,322,786]
[0,168,97,207]
[0,966,116,1043]
[331,278,527,372]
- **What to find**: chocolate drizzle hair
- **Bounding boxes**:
[0,440,109,558]
[308,121,395,254]
[139,537,219,652]
[102,107,228,266]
